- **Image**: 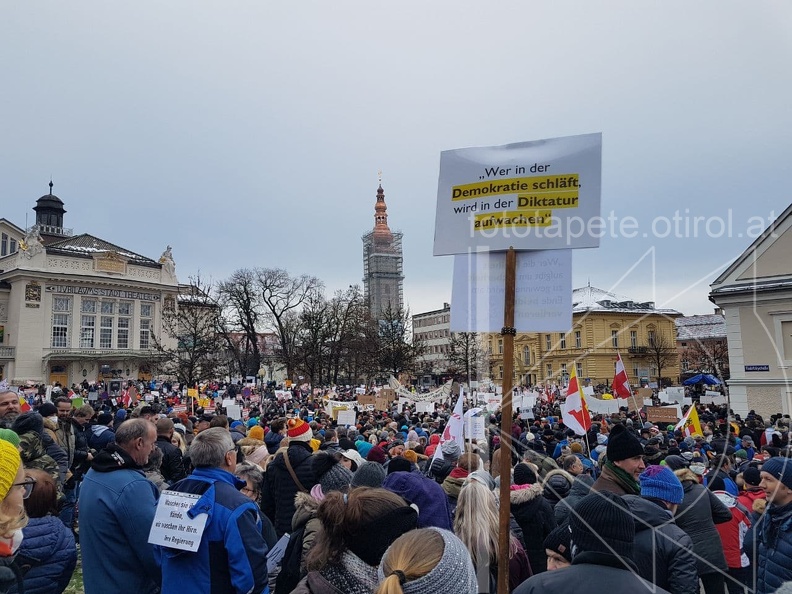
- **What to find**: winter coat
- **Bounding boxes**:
[591,463,637,496]
[554,474,594,525]
[155,467,269,594]
[381,471,453,530]
[88,424,115,451]
[674,469,731,575]
[53,419,76,468]
[745,500,792,594]
[541,468,574,508]
[510,483,557,574]
[275,492,322,594]
[154,435,186,484]
[17,432,61,491]
[514,551,671,594]
[10,516,77,594]
[264,430,284,455]
[623,495,698,594]
[79,445,161,594]
[262,441,317,536]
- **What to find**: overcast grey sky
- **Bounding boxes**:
[2,2,790,318]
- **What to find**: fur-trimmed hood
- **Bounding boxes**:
[542,468,575,487]
[542,468,576,502]
[291,490,321,531]
[674,468,700,485]
[509,482,544,504]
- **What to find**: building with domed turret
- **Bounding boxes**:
[362,184,403,320]
[0,183,179,387]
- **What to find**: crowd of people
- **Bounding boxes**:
[1,380,792,593]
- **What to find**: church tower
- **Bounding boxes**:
[362,183,404,320]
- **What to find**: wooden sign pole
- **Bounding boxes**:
[497,247,517,594]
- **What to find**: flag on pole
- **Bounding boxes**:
[675,404,703,437]
[433,388,465,460]
[612,352,632,399]
[561,366,591,436]
[19,396,31,413]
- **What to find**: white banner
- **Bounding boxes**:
[464,416,486,441]
[336,409,357,427]
[434,133,603,255]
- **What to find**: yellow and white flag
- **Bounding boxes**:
[674,404,703,437]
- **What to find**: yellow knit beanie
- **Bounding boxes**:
[0,439,21,501]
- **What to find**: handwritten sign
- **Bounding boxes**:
[336,409,357,427]
[148,490,208,552]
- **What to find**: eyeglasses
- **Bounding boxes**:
[13,479,36,499]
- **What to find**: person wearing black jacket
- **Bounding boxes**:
[154,417,186,485]
[261,417,317,537]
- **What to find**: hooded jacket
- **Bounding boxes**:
[382,471,453,530]
[674,468,731,575]
[510,482,557,574]
[554,474,594,525]
[745,500,792,594]
[79,444,161,594]
[88,423,115,451]
[11,515,77,594]
[264,430,284,455]
[541,468,575,508]
[623,495,698,594]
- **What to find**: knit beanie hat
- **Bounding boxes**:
[570,491,635,558]
[367,445,388,465]
[356,440,373,459]
[761,456,792,490]
[513,463,537,486]
[742,466,762,487]
[312,452,353,494]
[38,402,58,418]
[387,456,413,475]
[544,522,573,563]
[606,424,644,462]
[247,417,259,429]
[287,417,312,442]
[0,439,22,500]
[663,455,689,471]
[248,426,265,441]
[378,527,477,594]
[640,465,684,504]
[351,461,387,489]
[0,429,20,449]
[440,440,461,462]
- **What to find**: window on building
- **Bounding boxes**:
[575,331,582,348]
[51,297,71,348]
[9,239,16,255]
[140,303,153,349]
[682,359,689,371]
[577,362,583,378]
[499,366,503,379]
[498,339,503,354]
[0,233,6,256]
[648,330,656,346]
[630,330,637,348]
[81,299,97,314]
[545,335,552,350]
[117,317,130,349]
[560,334,566,349]
[523,346,530,364]
[633,365,640,378]
[80,315,95,348]
[561,362,567,377]
[612,330,619,348]
[100,316,113,349]
[546,363,553,378]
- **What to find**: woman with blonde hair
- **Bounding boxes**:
[170,431,186,455]
[454,476,532,592]
[293,487,418,594]
[377,527,476,594]
[0,439,29,594]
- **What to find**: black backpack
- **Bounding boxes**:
[274,524,306,594]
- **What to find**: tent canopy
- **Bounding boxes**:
[682,373,722,385]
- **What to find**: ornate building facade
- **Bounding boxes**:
[362,184,403,320]
[487,285,682,388]
[0,184,179,386]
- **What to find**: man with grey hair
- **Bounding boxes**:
[0,389,21,427]
[155,427,269,594]
[79,418,160,594]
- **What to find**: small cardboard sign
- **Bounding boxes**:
[375,397,390,411]
[148,490,208,552]
[337,409,357,427]
[645,406,680,424]
[637,388,654,400]
[379,388,395,401]
[357,394,376,407]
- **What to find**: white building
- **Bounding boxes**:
[412,303,451,383]
[0,184,179,387]
[710,203,792,417]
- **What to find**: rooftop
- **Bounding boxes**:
[572,285,681,316]
[675,314,727,341]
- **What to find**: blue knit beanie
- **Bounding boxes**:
[762,457,792,490]
[356,440,373,458]
[640,465,684,504]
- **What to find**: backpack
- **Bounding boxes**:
[274,524,306,594]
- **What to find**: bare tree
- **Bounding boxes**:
[645,331,679,387]
[256,268,323,382]
[681,339,730,381]
[377,303,424,377]
[153,276,223,386]
[295,289,332,385]
[217,268,263,378]
[448,332,484,384]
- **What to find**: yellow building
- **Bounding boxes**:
[487,285,682,388]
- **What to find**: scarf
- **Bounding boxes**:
[319,551,379,594]
[604,461,641,495]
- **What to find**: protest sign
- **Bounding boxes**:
[148,491,207,553]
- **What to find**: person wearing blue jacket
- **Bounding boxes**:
[156,427,269,594]
[79,418,160,594]
[10,469,76,594]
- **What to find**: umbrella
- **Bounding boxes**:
[682,373,722,386]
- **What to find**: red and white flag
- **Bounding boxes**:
[433,388,465,460]
[562,366,591,436]
[612,352,632,399]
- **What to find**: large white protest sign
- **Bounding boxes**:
[464,416,486,441]
[434,133,602,256]
[336,409,357,427]
[450,250,572,332]
[148,490,208,552]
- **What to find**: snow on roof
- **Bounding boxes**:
[571,285,681,315]
[675,314,727,341]
[45,234,159,266]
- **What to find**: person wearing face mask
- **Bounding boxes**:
[0,438,30,594]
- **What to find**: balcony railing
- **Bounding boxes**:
[0,347,14,359]
[628,346,649,355]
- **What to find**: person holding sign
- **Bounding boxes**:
[155,427,269,594]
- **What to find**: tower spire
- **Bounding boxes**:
[49,180,53,195]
